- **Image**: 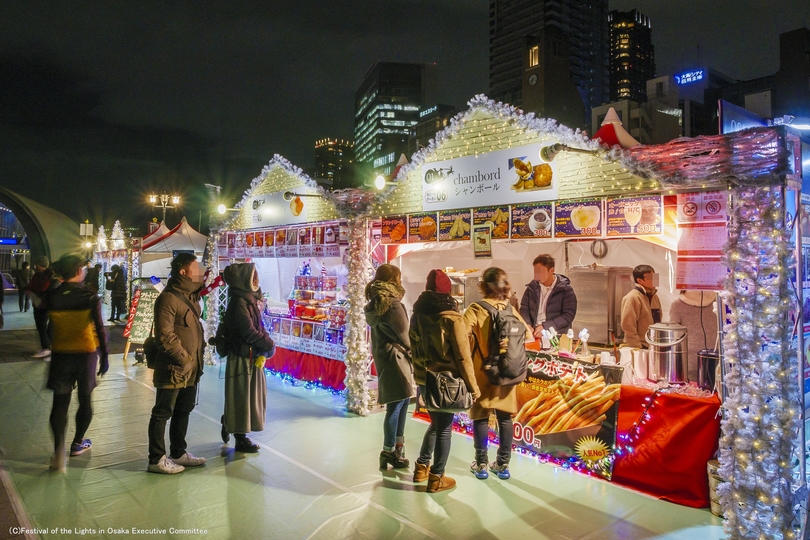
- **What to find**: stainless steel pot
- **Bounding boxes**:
[697,348,719,391]
[645,322,688,384]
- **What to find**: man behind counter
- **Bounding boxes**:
[519,254,577,339]
[620,264,662,349]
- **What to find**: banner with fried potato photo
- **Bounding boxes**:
[513,352,623,479]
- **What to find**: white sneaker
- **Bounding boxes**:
[32,349,51,358]
[171,452,206,467]
[147,455,185,474]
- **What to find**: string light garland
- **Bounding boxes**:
[718,185,799,540]
[265,367,345,397]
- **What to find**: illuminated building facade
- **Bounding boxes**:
[609,10,655,102]
[314,139,354,189]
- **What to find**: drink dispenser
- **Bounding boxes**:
[645,322,688,384]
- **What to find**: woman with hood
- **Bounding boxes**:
[106,264,127,322]
[410,269,480,493]
[220,263,275,453]
[464,267,532,481]
[364,264,415,469]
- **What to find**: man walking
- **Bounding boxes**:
[45,255,109,472]
[15,261,33,312]
[146,253,207,474]
[27,256,54,358]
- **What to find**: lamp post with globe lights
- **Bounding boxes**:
[149,191,181,223]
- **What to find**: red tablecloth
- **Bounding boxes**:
[613,385,721,508]
[263,347,346,391]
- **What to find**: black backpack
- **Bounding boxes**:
[473,301,527,386]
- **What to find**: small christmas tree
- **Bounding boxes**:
[97,225,108,252]
[111,220,125,250]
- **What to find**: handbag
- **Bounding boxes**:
[424,370,473,412]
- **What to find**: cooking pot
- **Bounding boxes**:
[645,322,688,384]
[697,348,719,392]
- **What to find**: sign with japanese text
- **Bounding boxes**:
[408,213,438,243]
[421,143,559,211]
[124,285,160,344]
[554,199,603,238]
[606,195,663,236]
[439,210,471,241]
[473,206,510,239]
[472,223,492,259]
[247,188,320,229]
[676,191,727,222]
[381,216,408,244]
[510,202,553,239]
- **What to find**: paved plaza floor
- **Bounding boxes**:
[0,296,726,539]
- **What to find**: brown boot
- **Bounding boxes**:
[414,462,430,482]
[427,472,456,493]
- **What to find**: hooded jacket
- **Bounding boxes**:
[621,284,662,349]
[409,291,480,398]
[364,281,415,405]
[519,274,578,332]
[152,274,205,389]
[107,265,127,299]
[222,263,275,358]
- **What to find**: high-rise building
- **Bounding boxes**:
[489,0,609,126]
[314,139,354,189]
[608,10,655,102]
[408,104,458,157]
[354,62,437,178]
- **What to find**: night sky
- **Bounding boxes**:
[1,1,808,235]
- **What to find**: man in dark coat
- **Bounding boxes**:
[146,253,207,474]
[27,256,54,358]
[15,261,33,312]
[106,264,127,321]
[519,254,578,338]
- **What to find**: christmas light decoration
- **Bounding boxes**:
[717,185,799,540]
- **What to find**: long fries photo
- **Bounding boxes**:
[515,371,621,434]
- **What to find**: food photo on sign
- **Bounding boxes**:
[473,206,510,239]
[511,203,553,239]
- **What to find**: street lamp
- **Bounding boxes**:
[148,191,181,223]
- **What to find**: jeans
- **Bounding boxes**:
[33,308,51,349]
[383,398,410,450]
[473,409,513,466]
[417,410,454,475]
[148,386,197,464]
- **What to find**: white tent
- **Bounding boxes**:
[142,221,171,243]
[139,217,207,279]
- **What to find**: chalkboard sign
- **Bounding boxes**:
[124,286,160,343]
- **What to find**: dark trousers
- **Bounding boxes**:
[18,289,30,311]
[473,410,513,466]
[148,386,197,464]
[33,308,51,349]
[417,410,455,475]
[50,392,93,453]
[111,297,126,320]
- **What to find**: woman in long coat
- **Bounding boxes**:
[221,263,275,453]
[364,264,415,469]
[463,267,532,481]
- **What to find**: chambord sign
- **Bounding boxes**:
[421,143,560,211]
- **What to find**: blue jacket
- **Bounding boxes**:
[519,274,577,333]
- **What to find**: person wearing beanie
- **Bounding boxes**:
[364,264,414,470]
[410,269,479,492]
[219,263,275,453]
[669,290,719,382]
[26,255,55,358]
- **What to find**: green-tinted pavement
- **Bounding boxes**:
[0,300,726,540]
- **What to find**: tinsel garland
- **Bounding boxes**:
[343,216,375,415]
[718,185,800,540]
[202,231,221,366]
[233,154,322,211]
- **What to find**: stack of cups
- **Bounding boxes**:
[707,460,723,517]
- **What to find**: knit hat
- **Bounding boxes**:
[426,269,452,295]
[34,256,49,268]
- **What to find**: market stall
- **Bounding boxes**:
[138,217,207,280]
[367,95,801,535]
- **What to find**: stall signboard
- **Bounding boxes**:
[381,216,408,244]
[247,188,319,229]
[676,191,727,222]
[513,352,622,479]
[473,206,510,239]
[677,223,726,256]
[510,202,553,239]
[234,232,246,258]
[472,223,492,259]
[554,199,603,238]
[421,143,559,211]
[408,213,438,243]
[264,230,276,257]
[606,195,663,236]
[270,321,347,361]
[123,285,161,343]
[439,210,471,241]
[676,191,729,290]
[676,257,727,289]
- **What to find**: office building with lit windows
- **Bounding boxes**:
[489,0,609,125]
[314,139,354,189]
[354,62,436,177]
[407,104,458,157]
[609,10,655,102]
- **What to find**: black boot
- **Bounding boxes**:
[379,450,409,469]
[220,414,229,444]
[234,434,259,453]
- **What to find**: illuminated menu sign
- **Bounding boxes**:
[674,70,705,85]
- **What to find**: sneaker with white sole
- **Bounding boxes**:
[70,438,92,456]
[171,452,206,467]
[32,349,51,358]
[147,455,185,474]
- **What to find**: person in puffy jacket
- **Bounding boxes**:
[410,269,479,493]
[219,262,275,454]
[365,264,415,470]
[106,264,128,322]
[519,254,577,338]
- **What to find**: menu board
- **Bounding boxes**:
[234,231,246,258]
[676,191,728,290]
[124,286,161,344]
[606,195,663,236]
[511,202,553,239]
[473,206,510,239]
[472,223,492,259]
[555,199,603,238]
[439,210,471,241]
[408,213,438,243]
[675,257,726,289]
[381,216,408,244]
[677,222,726,256]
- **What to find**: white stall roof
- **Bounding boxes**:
[142,217,207,253]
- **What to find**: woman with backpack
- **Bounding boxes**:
[364,264,415,470]
[219,262,275,453]
[410,269,480,492]
[463,267,532,480]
